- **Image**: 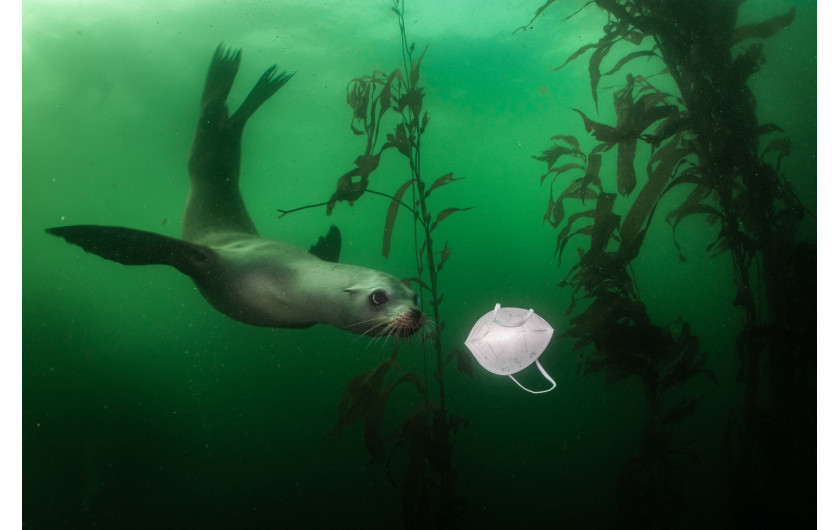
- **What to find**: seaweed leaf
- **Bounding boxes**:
[391,372,426,396]
[755,123,783,136]
[446,349,473,378]
[424,172,462,198]
[622,30,646,46]
[516,0,595,33]
[559,208,596,236]
[330,358,394,440]
[355,153,382,176]
[588,42,612,111]
[430,207,473,232]
[559,178,600,203]
[409,43,429,89]
[544,189,563,227]
[760,137,791,160]
[732,8,795,44]
[551,134,583,152]
[327,169,369,214]
[566,293,627,338]
[580,152,604,196]
[602,50,658,76]
[435,241,451,274]
[542,162,587,184]
[533,143,581,168]
[671,203,725,261]
[589,193,620,257]
[661,320,719,390]
[419,111,429,134]
[402,277,431,292]
[383,179,415,258]
[378,69,402,120]
[398,87,425,117]
[387,122,411,157]
[347,77,372,129]
[552,42,599,71]
[670,203,724,233]
[557,225,596,265]
[616,139,638,195]
[573,108,622,143]
[515,0,560,33]
[619,134,693,255]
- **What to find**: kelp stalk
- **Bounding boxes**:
[324,1,471,527]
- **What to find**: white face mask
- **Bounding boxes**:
[464,303,556,394]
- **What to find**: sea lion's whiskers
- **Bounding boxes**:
[369,323,395,350]
[357,318,397,349]
[345,315,389,330]
[345,315,393,345]
[345,316,385,332]
[415,317,436,344]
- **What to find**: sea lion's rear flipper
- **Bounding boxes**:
[199,45,241,116]
[46,225,216,278]
[230,65,294,131]
[183,46,294,242]
[308,225,341,263]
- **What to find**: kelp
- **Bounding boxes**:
[526,0,814,527]
[275,2,469,525]
[328,1,469,527]
[549,191,715,410]
[534,122,714,528]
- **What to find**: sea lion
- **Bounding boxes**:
[47,45,425,337]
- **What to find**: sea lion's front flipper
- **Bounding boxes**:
[46,225,216,278]
[308,225,341,263]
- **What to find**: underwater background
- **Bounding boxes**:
[22,0,816,528]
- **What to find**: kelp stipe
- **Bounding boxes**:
[324,1,471,527]
[525,0,814,527]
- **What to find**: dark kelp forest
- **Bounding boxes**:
[526,1,814,529]
[280,0,815,528]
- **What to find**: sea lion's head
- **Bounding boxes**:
[340,270,426,337]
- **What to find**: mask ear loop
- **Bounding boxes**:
[508,360,556,394]
[492,303,535,327]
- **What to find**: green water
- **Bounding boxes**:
[23,0,816,528]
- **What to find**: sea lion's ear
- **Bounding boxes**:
[309,225,341,263]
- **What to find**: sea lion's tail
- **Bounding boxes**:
[46,225,216,279]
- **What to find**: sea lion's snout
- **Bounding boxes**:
[411,308,426,330]
[390,308,426,337]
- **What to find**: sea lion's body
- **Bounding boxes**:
[48,45,425,337]
[185,231,421,335]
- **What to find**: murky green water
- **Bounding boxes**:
[23,1,816,528]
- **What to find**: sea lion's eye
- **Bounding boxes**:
[370,291,388,306]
